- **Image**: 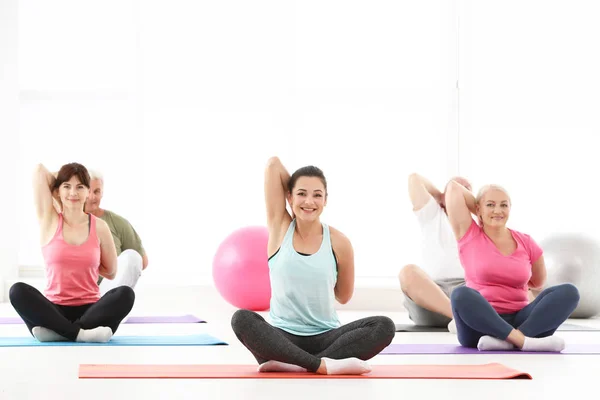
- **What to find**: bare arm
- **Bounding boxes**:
[264,157,292,254]
[142,253,149,270]
[97,219,118,280]
[33,164,58,222]
[528,255,547,290]
[408,173,443,211]
[445,180,477,240]
[330,228,354,304]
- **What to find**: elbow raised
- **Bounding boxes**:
[408,173,420,185]
[266,156,281,169]
[34,164,46,180]
[445,180,461,196]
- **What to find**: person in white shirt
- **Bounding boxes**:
[398,173,472,332]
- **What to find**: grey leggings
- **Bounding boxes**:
[231,310,395,372]
[451,283,580,348]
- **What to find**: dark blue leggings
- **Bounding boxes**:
[450,284,580,348]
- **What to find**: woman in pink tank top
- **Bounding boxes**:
[8,163,135,343]
[444,181,579,352]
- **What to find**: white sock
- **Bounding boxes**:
[75,326,113,343]
[521,336,565,352]
[32,326,68,342]
[258,361,307,373]
[477,335,515,351]
[447,319,457,334]
[322,357,371,375]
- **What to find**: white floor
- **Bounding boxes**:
[0,294,598,400]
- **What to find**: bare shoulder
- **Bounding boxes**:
[95,217,110,240]
[328,225,353,253]
[95,216,109,230]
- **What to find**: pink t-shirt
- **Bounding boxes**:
[42,213,101,306]
[458,220,543,313]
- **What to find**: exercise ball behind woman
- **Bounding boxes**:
[540,233,600,318]
[212,226,271,311]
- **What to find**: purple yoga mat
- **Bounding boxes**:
[0,317,22,324]
[0,315,205,324]
[381,343,600,355]
[125,315,205,324]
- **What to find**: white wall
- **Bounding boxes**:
[459,0,600,241]
[0,0,19,299]
[11,1,600,289]
[16,0,459,285]
[17,0,140,269]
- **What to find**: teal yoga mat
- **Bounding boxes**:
[0,315,206,324]
[0,334,228,347]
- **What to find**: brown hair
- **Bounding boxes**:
[288,166,327,194]
[52,163,91,191]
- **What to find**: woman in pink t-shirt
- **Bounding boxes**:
[445,181,579,352]
[8,163,135,343]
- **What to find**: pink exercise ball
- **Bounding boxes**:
[212,226,271,311]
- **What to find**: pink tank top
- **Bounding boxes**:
[42,213,101,305]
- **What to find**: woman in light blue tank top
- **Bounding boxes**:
[231,157,395,375]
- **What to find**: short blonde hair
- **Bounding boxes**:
[476,184,511,205]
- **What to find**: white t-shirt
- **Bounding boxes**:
[414,196,464,281]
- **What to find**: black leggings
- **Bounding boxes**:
[9,282,135,341]
[231,309,395,372]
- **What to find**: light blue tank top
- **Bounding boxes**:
[268,219,341,336]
